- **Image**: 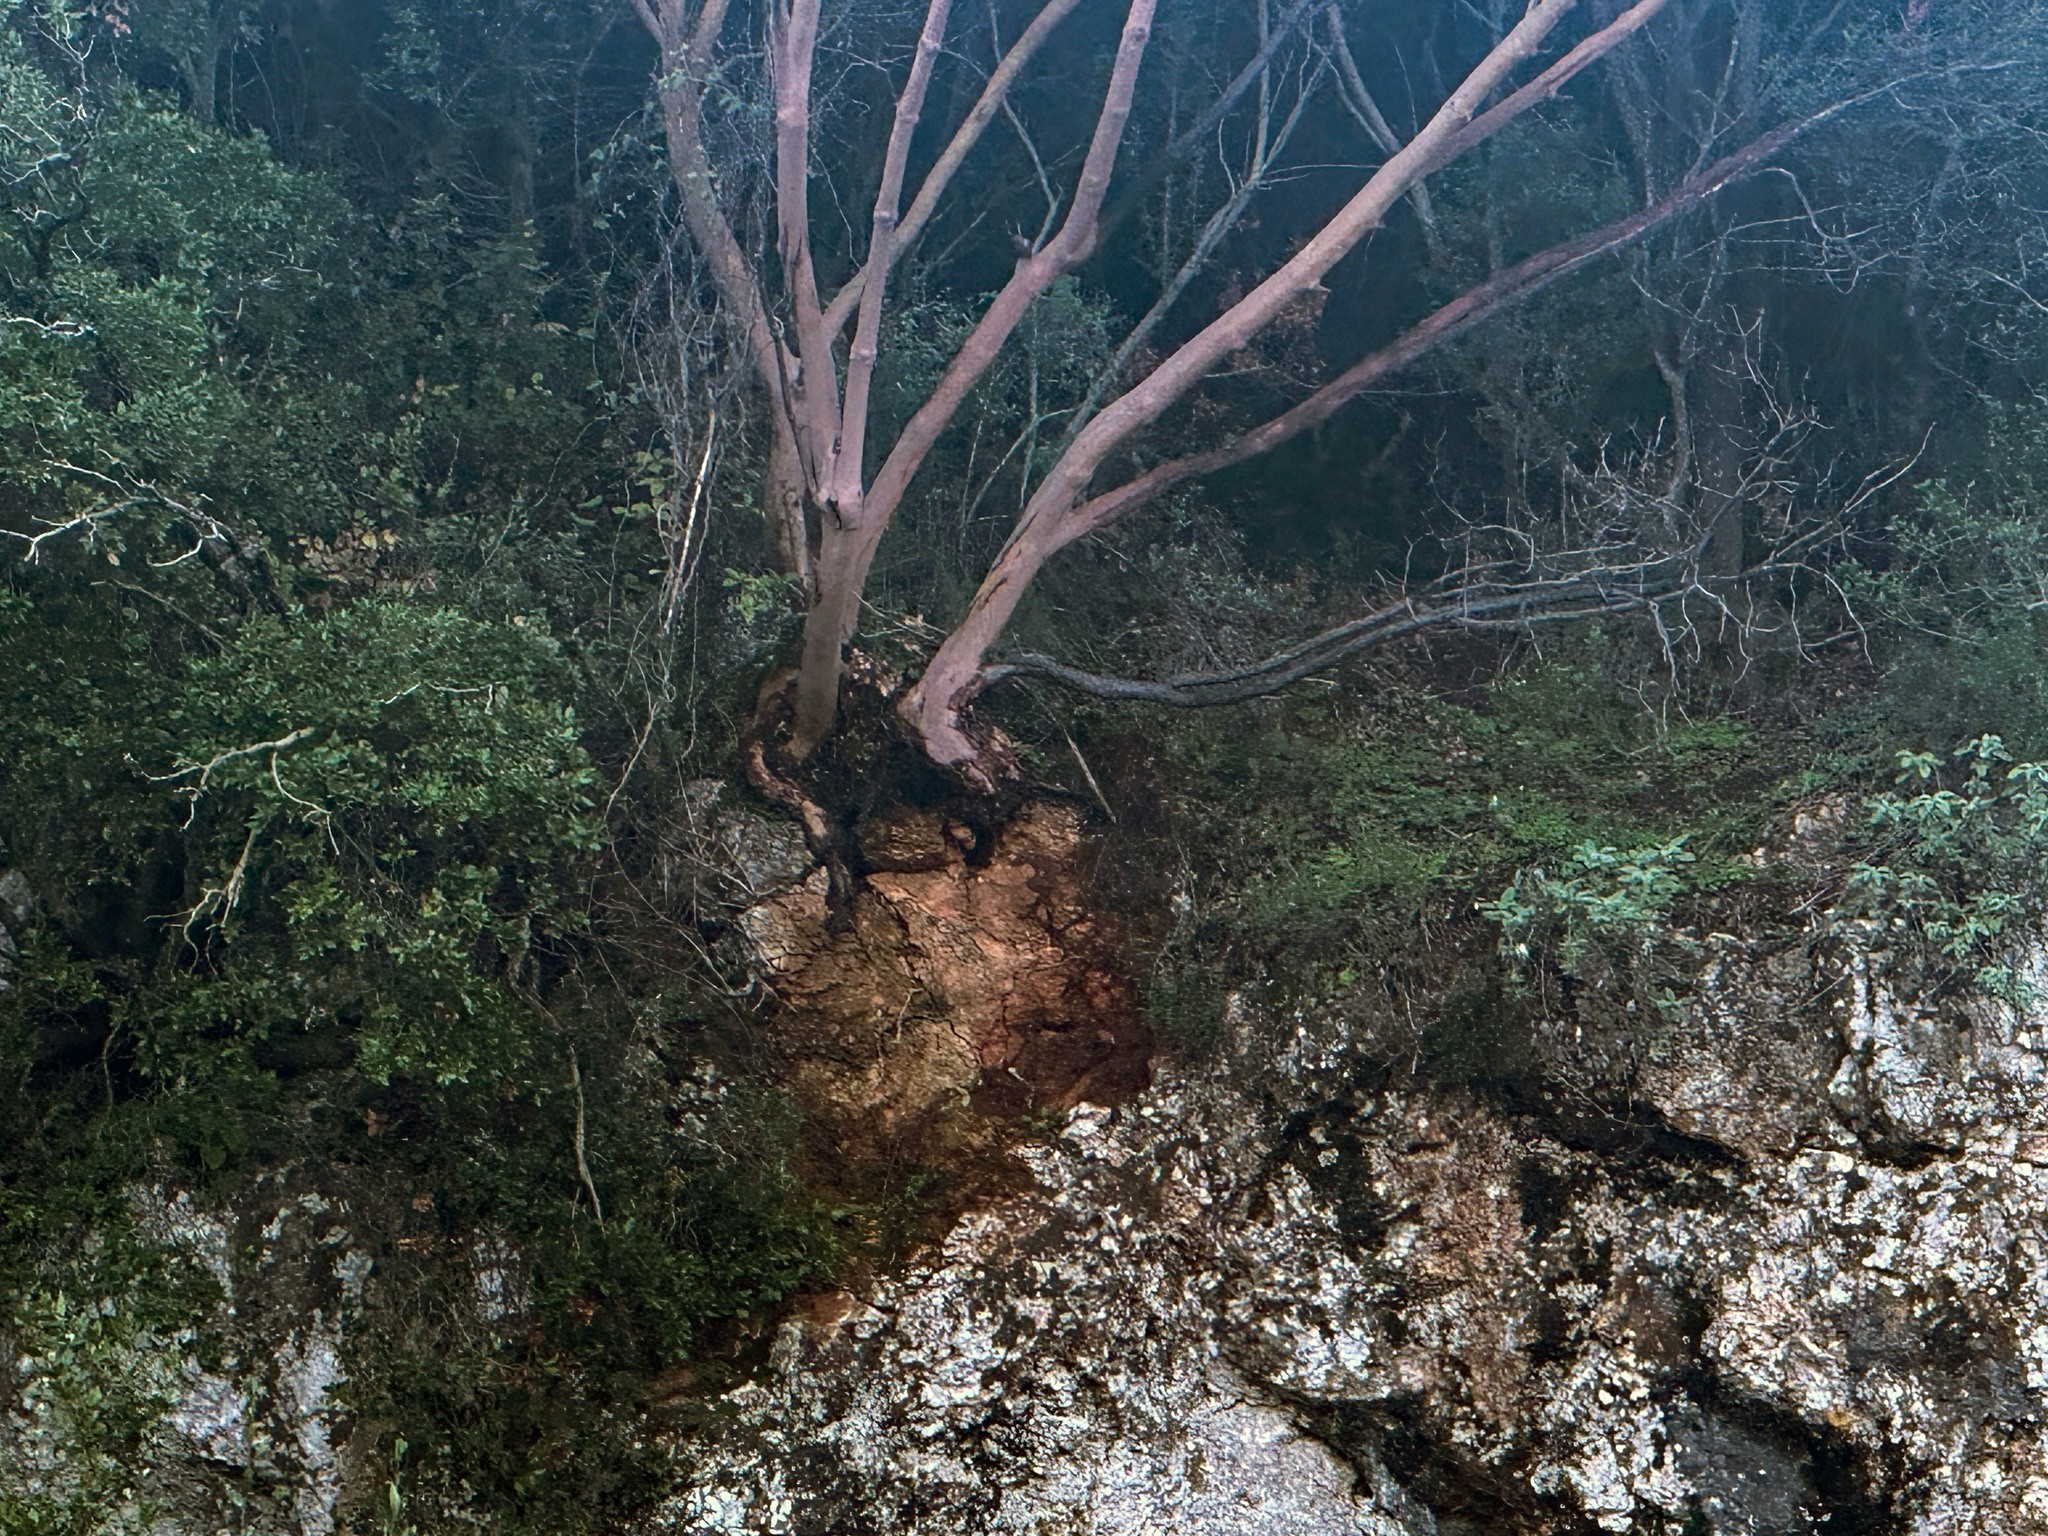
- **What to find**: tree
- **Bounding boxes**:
[632,0,1957,778]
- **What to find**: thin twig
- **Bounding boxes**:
[570,1050,605,1227]
[1063,730,1116,821]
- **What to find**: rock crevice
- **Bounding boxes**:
[650,914,2048,1535]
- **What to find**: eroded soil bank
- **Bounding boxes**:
[735,797,1153,1150]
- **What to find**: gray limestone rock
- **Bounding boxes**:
[645,923,2048,1535]
[15,895,2048,1534]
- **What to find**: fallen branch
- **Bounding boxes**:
[983,582,1670,707]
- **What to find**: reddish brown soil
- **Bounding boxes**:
[737,798,1152,1173]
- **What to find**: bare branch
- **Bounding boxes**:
[821,0,1086,337]
[984,586,1667,706]
[831,0,955,512]
[992,401,1875,710]
[1435,0,1674,170]
[787,0,1161,755]
[1326,8,1438,242]
[570,1050,606,1226]
[771,0,840,486]
[1097,0,1326,241]
[1065,114,1812,540]
[0,315,90,338]
[180,821,261,944]
[691,0,733,55]
[3,503,130,563]
[146,727,315,795]
[647,0,809,569]
[907,0,1653,765]
[1058,35,1320,455]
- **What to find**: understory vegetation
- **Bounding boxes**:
[5,0,2048,1530]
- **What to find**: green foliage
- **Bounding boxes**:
[1150,663,1773,990]
[339,1080,837,1536]
[1881,614,2048,765]
[0,28,833,1534]
[1480,836,1697,1014]
[0,62,345,511]
[0,1257,211,1535]
[0,969,222,1534]
[155,602,597,1085]
[720,565,805,650]
[1854,399,2048,757]
[1113,657,1797,1072]
[1842,736,2048,1003]
[1141,960,1231,1061]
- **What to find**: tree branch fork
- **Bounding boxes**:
[632,0,1895,779]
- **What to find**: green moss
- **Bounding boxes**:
[1144,663,1788,999]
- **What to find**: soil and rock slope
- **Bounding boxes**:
[646,842,2048,1533]
[30,791,2046,1536]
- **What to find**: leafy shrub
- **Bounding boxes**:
[1133,662,1777,1002]
[1482,837,1696,973]
[1857,403,2048,758]
[138,601,598,1086]
[1842,735,2048,1003]
[0,17,839,1534]
[0,1224,217,1536]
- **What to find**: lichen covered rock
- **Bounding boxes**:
[1,1180,369,1536]
[648,923,2048,1535]
[20,827,2048,1535]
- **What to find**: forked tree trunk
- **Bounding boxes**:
[636,0,1856,778]
[779,0,1159,757]
[789,519,884,755]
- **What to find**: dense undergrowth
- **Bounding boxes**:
[1114,623,2048,1079]
[1104,655,1796,1050]
[0,12,835,1529]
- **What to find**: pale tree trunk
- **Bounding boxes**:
[636,0,1101,751]
[780,0,1159,757]
[640,0,809,576]
[1690,331,1752,585]
[635,0,1839,779]
[764,423,809,581]
[903,0,1674,766]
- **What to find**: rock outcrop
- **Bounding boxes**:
[648,924,2048,1534]
[2,1180,371,1536]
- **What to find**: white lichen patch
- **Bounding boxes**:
[2,1182,367,1536]
[641,931,2048,1535]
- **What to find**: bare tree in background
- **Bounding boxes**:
[631,0,1930,778]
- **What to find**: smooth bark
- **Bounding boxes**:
[1062,119,1809,541]
[904,0,1672,765]
[786,0,1159,756]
